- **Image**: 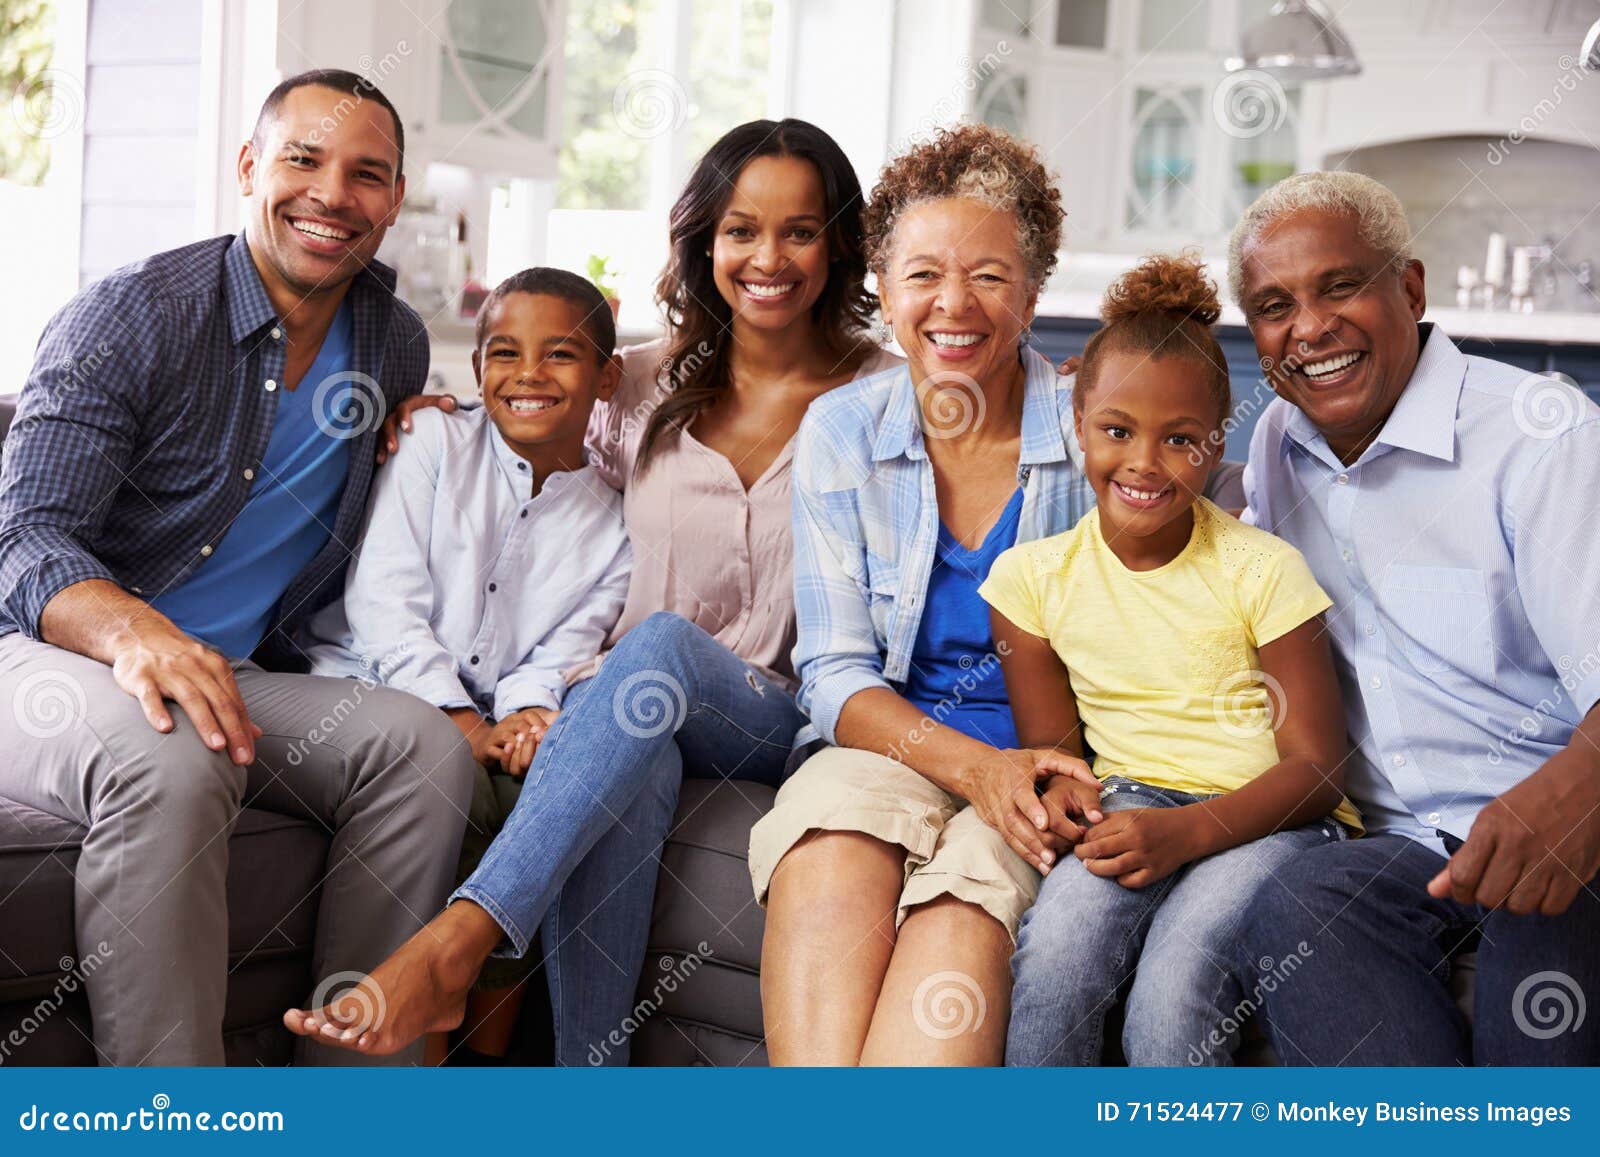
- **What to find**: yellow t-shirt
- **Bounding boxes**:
[979,498,1361,831]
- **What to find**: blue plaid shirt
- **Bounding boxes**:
[0,231,429,666]
[792,347,1246,747]
[791,349,1094,747]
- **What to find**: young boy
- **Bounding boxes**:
[303,267,631,1059]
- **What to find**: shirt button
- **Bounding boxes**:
[519,510,528,519]
[1365,624,1376,636]
[1392,754,1406,767]
[243,468,255,481]
[469,655,480,666]
[517,462,527,471]
[1369,675,1382,690]
[264,379,278,392]
[1427,812,1442,826]
[1342,549,1353,562]
[1336,473,1349,485]
[200,544,214,557]
[270,327,282,340]
[488,583,498,593]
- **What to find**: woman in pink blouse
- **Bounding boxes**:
[289,119,900,1062]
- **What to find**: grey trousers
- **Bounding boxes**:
[0,633,477,1066]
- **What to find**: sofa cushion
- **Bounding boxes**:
[632,779,772,1066]
[0,798,326,999]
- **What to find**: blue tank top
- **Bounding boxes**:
[902,487,1024,749]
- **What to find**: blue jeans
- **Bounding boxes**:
[1235,831,1600,1065]
[452,612,804,1066]
[1006,777,1343,1066]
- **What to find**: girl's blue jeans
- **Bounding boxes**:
[1005,776,1344,1066]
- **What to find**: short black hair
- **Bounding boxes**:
[252,69,405,180]
[475,267,618,363]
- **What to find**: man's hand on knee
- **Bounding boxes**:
[109,615,260,765]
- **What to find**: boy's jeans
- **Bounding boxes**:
[1006,776,1343,1066]
[1235,831,1600,1065]
[453,612,804,1065]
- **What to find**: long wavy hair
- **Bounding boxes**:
[637,118,876,471]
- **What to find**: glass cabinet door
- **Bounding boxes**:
[438,0,556,140]
[976,69,1029,137]
[1125,85,1202,233]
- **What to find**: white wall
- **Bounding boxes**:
[78,0,205,285]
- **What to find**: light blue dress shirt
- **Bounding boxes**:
[1243,324,1600,851]
[304,406,631,719]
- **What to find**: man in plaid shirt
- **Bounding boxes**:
[0,70,475,1066]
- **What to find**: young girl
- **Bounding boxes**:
[979,252,1361,1067]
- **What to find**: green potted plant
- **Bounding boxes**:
[587,254,621,321]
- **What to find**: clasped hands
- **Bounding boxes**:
[466,707,559,778]
[964,748,1204,889]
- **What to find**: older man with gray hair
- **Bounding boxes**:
[1229,171,1600,1065]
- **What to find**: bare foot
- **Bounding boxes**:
[284,902,504,1056]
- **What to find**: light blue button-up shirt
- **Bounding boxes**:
[1244,324,1600,851]
[792,347,1245,747]
[304,405,631,719]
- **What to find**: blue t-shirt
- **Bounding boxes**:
[902,488,1024,748]
[152,302,354,658]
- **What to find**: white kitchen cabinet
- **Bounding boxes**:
[971,0,1597,251]
[373,0,567,180]
[972,0,1301,248]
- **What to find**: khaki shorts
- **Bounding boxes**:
[749,745,1040,941]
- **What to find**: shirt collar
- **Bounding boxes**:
[224,229,401,346]
[870,347,1069,465]
[488,418,537,494]
[1370,323,1463,462]
[486,417,594,499]
[1279,322,1462,465]
[224,232,280,345]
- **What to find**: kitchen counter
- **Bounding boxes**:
[1033,292,1600,346]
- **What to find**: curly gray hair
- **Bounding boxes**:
[1227,171,1414,303]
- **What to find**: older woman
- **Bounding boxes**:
[752,125,1240,1065]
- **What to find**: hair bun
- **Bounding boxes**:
[1101,250,1221,327]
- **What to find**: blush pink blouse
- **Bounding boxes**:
[565,338,902,691]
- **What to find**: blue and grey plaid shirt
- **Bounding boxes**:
[0,231,429,666]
